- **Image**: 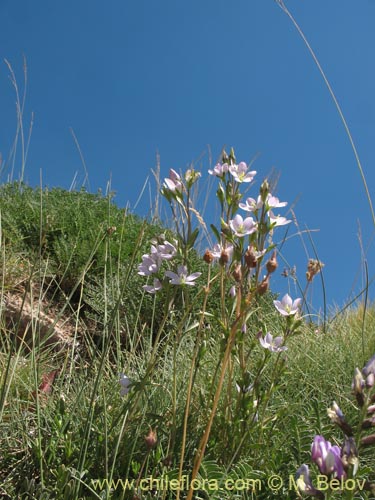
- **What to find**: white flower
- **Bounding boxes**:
[229,214,257,237]
[273,294,302,316]
[259,332,288,352]
[165,265,201,286]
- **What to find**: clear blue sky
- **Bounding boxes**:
[1,1,374,315]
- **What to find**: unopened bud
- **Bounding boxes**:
[203,249,214,264]
[220,248,230,265]
[361,434,375,447]
[145,429,157,449]
[229,147,236,164]
[260,179,270,202]
[341,437,358,474]
[232,263,242,283]
[266,250,278,274]
[221,149,229,164]
[362,417,375,429]
[245,245,257,268]
[257,275,270,296]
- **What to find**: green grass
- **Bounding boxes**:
[1,180,375,500]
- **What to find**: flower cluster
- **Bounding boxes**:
[295,353,375,497]
[138,239,201,293]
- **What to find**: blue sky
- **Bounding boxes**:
[0,1,374,314]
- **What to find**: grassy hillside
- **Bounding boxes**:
[1,175,375,500]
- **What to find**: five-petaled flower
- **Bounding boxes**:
[229,162,257,183]
[273,293,302,316]
[165,265,201,286]
[229,214,257,237]
[259,332,287,352]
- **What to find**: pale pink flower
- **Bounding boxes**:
[208,163,229,177]
[269,211,291,227]
[229,162,256,183]
[259,332,288,353]
[273,294,302,316]
[229,214,257,237]
[165,265,201,286]
[163,169,182,192]
[239,196,263,212]
[143,278,162,294]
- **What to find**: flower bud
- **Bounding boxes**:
[260,179,270,202]
[232,263,242,283]
[219,248,230,265]
[245,245,257,268]
[341,437,358,474]
[352,368,365,407]
[145,429,157,449]
[361,434,375,447]
[203,249,214,264]
[362,416,375,429]
[327,402,353,436]
[257,275,270,296]
[221,149,229,164]
[266,250,278,274]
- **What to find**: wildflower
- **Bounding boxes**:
[352,368,365,407]
[327,402,353,436]
[341,437,359,475]
[269,211,291,227]
[273,293,302,316]
[138,254,160,276]
[211,243,234,263]
[239,196,263,213]
[143,278,162,294]
[229,214,257,237]
[163,169,182,192]
[165,265,201,286]
[259,332,287,353]
[119,373,132,396]
[311,435,345,478]
[295,465,321,498]
[208,162,228,177]
[362,354,375,388]
[266,193,288,209]
[156,240,177,260]
[229,162,256,183]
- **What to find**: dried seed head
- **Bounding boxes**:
[245,245,257,268]
[203,249,214,264]
[266,250,278,274]
[232,263,242,283]
[220,248,230,265]
[306,259,324,282]
[257,275,270,296]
